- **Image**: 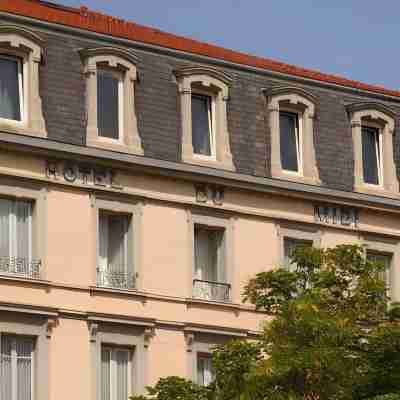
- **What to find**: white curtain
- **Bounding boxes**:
[98,213,109,274]
[197,356,213,386]
[101,348,111,400]
[16,201,31,261]
[0,335,34,400]
[0,198,11,258]
[16,337,33,400]
[1,334,12,400]
[0,58,21,121]
[194,228,217,282]
[116,350,129,400]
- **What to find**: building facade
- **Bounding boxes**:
[0,1,400,399]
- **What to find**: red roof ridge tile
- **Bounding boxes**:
[3,0,400,99]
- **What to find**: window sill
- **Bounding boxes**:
[354,184,400,199]
[183,155,235,171]
[0,121,46,138]
[87,138,144,155]
[186,297,239,310]
[89,285,147,301]
[0,273,50,287]
[272,170,321,186]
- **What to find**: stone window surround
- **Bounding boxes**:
[175,66,235,171]
[362,234,399,303]
[90,195,143,290]
[0,25,47,138]
[184,327,246,383]
[347,103,399,197]
[79,47,143,155]
[186,210,235,302]
[88,317,153,399]
[276,222,322,265]
[0,178,47,280]
[0,305,58,400]
[265,86,320,185]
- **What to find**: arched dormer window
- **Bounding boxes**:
[265,86,320,184]
[347,102,398,196]
[79,47,143,155]
[0,25,46,137]
[174,66,234,171]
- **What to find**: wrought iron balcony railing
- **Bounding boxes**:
[0,257,41,279]
[193,279,231,302]
[97,268,136,290]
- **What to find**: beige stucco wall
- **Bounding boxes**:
[0,148,400,392]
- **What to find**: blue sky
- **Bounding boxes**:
[52,0,399,90]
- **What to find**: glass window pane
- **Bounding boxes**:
[194,227,218,282]
[16,201,31,261]
[0,57,21,121]
[97,69,120,140]
[108,214,127,272]
[362,126,380,185]
[192,95,212,156]
[280,112,299,172]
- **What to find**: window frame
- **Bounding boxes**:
[279,109,303,176]
[91,196,142,291]
[187,212,234,303]
[101,345,133,400]
[79,47,143,155]
[348,103,399,196]
[0,54,24,124]
[363,235,399,303]
[89,319,150,400]
[0,25,46,137]
[0,333,35,400]
[0,179,47,282]
[277,223,321,268]
[266,87,320,184]
[175,66,235,171]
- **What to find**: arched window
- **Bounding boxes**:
[265,86,320,184]
[347,103,398,195]
[79,47,143,154]
[175,66,234,171]
[0,25,46,137]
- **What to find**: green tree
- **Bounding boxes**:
[131,244,400,400]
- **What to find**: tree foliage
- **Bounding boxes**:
[131,245,400,400]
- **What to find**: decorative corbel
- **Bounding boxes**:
[185,333,195,352]
[144,327,155,348]
[46,318,58,338]
[89,321,99,343]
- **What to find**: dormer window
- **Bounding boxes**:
[347,103,398,196]
[79,47,143,155]
[175,66,234,171]
[0,25,46,137]
[266,86,319,184]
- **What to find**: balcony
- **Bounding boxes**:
[96,268,136,290]
[0,257,41,280]
[193,279,231,302]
